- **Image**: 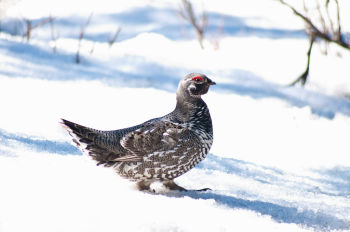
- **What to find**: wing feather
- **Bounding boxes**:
[61,119,192,164]
[120,121,189,160]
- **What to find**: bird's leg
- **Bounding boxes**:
[136,180,153,191]
[163,180,188,191]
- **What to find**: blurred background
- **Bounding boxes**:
[0,0,349,96]
[0,1,350,232]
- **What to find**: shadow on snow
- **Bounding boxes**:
[178,191,350,231]
[0,6,306,42]
[215,76,350,119]
[1,37,349,119]
[0,129,80,156]
[166,155,350,231]
[0,38,181,91]
[1,7,349,120]
[1,127,349,231]
[314,166,350,197]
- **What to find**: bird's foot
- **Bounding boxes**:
[136,180,153,192]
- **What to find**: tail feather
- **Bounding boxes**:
[60,118,122,166]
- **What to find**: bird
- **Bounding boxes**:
[60,73,215,191]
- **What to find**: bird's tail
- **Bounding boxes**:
[60,118,120,166]
[60,118,96,148]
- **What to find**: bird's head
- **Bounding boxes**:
[177,73,216,101]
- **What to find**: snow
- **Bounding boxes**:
[1,0,350,231]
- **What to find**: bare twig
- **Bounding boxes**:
[24,19,31,41]
[210,15,225,50]
[76,13,93,64]
[178,0,207,49]
[108,27,121,47]
[23,16,54,41]
[325,0,335,37]
[316,0,327,36]
[289,34,315,86]
[334,0,342,42]
[89,42,95,54]
[279,0,350,86]
[49,14,58,53]
[278,0,349,50]
[316,0,330,54]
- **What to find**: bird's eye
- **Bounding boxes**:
[192,76,203,82]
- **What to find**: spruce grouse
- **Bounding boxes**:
[61,73,215,191]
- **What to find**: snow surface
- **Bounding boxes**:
[1,0,350,231]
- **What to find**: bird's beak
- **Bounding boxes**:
[208,78,216,85]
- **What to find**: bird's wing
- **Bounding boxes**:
[61,119,129,166]
[119,121,191,161]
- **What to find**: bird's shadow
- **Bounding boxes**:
[158,154,350,231]
[1,127,349,231]
[163,190,350,231]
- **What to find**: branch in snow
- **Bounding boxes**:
[49,14,58,53]
[278,0,349,50]
[278,0,350,86]
[76,13,93,64]
[288,33,315,86]
[23,16,55,42]
[178,0,207,49]
[108,27,121,48]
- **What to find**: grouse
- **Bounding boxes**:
[61,73,215,191]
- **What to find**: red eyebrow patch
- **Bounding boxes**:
[192,76,203,81]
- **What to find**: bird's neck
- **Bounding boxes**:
[172,95,205,123]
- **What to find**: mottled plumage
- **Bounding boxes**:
[61,73,215,191]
